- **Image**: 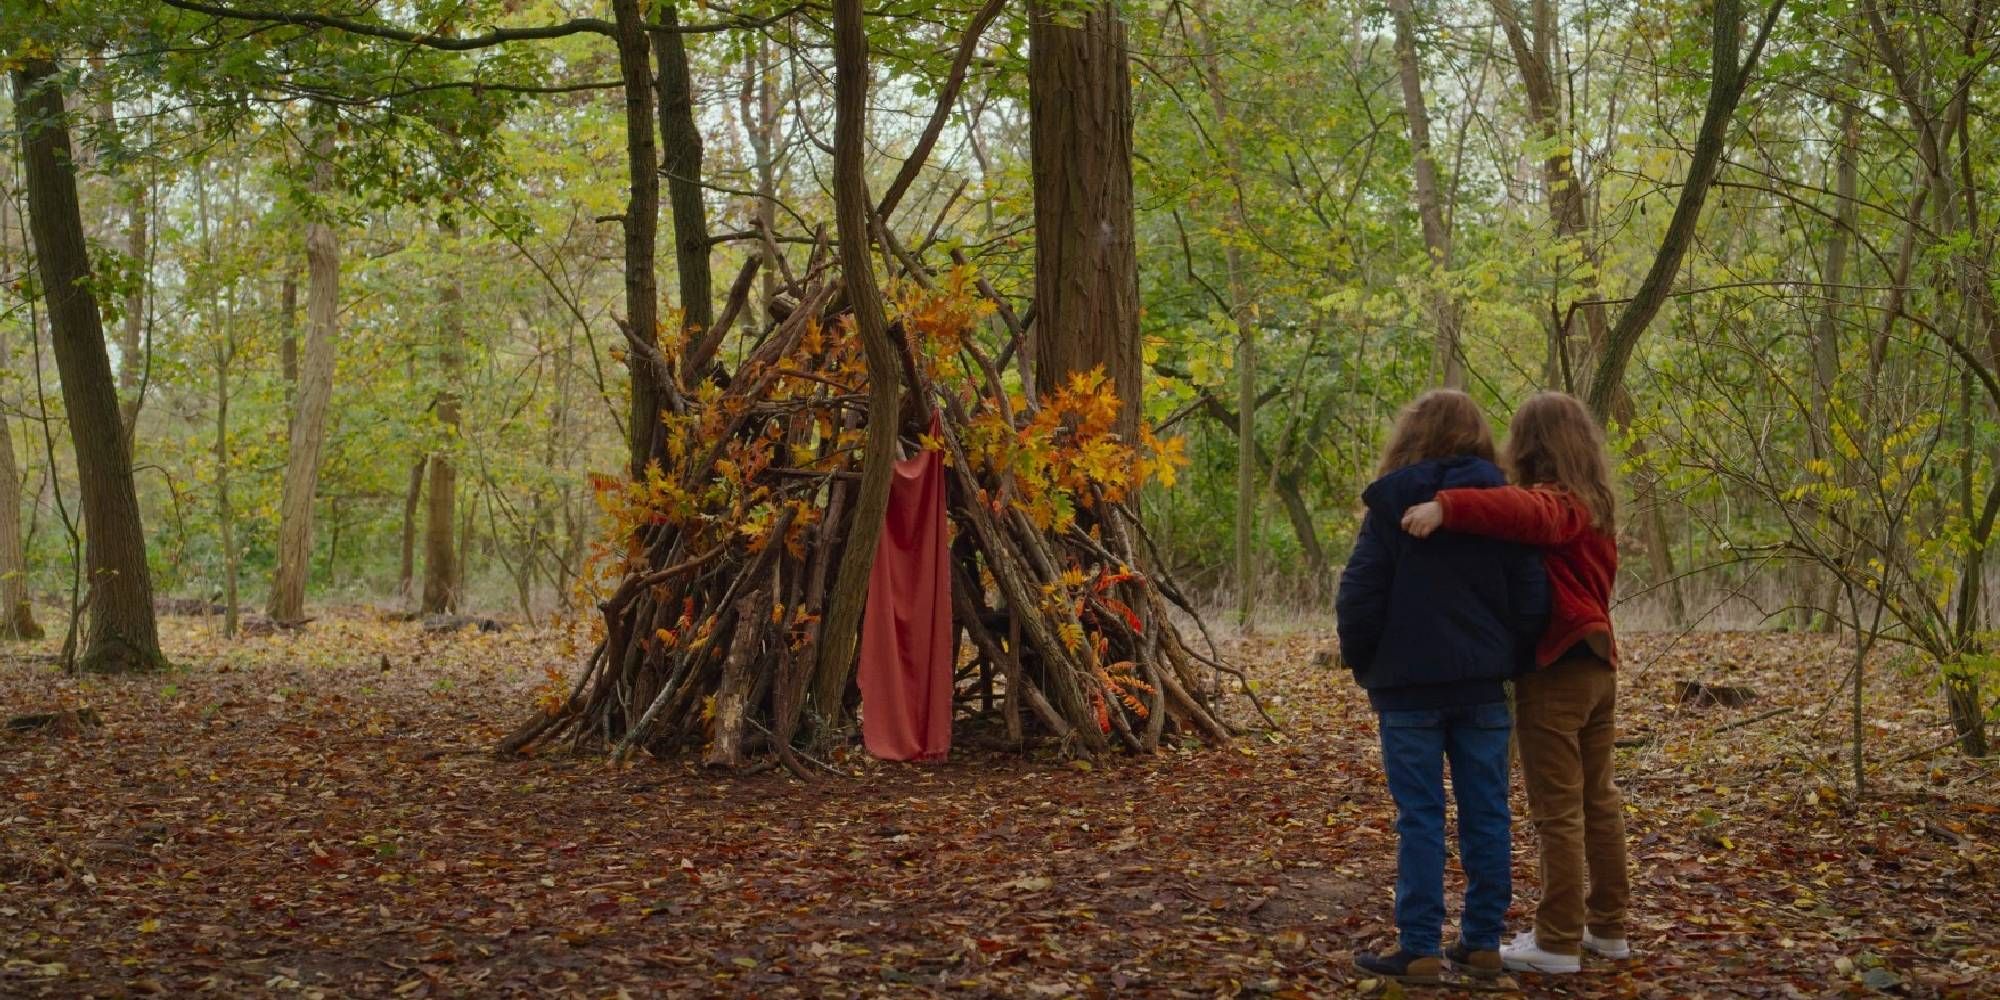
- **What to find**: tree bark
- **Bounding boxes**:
[1387,0,1464,389]
[652,12,714,374]
[1027,0,1142,442]
[422,258,464,614]
[613,0,664,478]
[1586,0,1782,419]
[13,60,163,670]
[809,0,903,728]
[0,329,40,640]
[268,126,341,623]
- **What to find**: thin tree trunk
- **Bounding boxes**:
[13,59,163,671]
[743,39,782,312]
[269,126,341,623]
[0,175,42,640]
[1807,93,1859,633]
[195,164,241,638]
[0,329,40,640]
[118,179,147,447]
[613,0,664,478]
[1188,0,1260,628]
[422,233,464,614]
[215,351,238,637]
[399,458,424,601]
[279,269,299,406]
[458,481,477,597]
[1027,0,1143,441]
[809,0,903,728]
[652,13,714,377]
[1387,0,1464,389]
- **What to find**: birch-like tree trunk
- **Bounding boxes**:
[268,126,341,622]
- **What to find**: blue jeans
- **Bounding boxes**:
[1377,701,1513,956]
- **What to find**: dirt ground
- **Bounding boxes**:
[2,611,1996,998]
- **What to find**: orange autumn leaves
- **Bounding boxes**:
[960,370,1189,534]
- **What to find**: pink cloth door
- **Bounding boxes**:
[857,431,952,762]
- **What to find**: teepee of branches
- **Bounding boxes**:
[498,249,1265,772]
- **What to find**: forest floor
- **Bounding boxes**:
[2,610,1996,999]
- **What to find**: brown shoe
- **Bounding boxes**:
[1354,949,1444,984]
[1446,941,1503,978]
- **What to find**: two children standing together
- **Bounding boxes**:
[1336,389,1630,982]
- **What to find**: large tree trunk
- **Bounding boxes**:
[1386,0,1464,389]
[1586,0,1780,418]
[807,0,903,729]
[652,14,714,374]
[422,242,464,614]
[268,127,341,623]
[13,60,163,671]
[613,0,664,478]
[1027,0,1142,442]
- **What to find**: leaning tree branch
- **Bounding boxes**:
[160,0,616,47]
[162,0,797,45]
[1585,0,1787,421]
[874,0,1006,223]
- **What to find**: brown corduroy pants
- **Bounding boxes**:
[1515,653,1630,956]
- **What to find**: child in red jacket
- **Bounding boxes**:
[1401,391,1630,975]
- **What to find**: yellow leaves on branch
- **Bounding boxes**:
[962,365,1191,532]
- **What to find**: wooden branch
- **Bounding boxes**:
[163,0,797,45]
[161,0,615,47]
[875,0,1007,222]
[683,255,762,380]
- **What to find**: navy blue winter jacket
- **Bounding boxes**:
[1335,456,1549,711]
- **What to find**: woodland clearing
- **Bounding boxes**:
[3,612,1995,998]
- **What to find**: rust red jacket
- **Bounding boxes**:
[1434,485,1619,668]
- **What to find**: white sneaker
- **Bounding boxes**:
[1582,929,1631,959]
[1500,931,1582,974]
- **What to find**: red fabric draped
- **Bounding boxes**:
[857,428,952,762]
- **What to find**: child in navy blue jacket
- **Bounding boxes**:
[1337,389,1548,984]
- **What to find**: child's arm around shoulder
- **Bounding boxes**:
[1432,484,1594,546]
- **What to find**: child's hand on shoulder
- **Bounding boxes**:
[1402,500,1443,538]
